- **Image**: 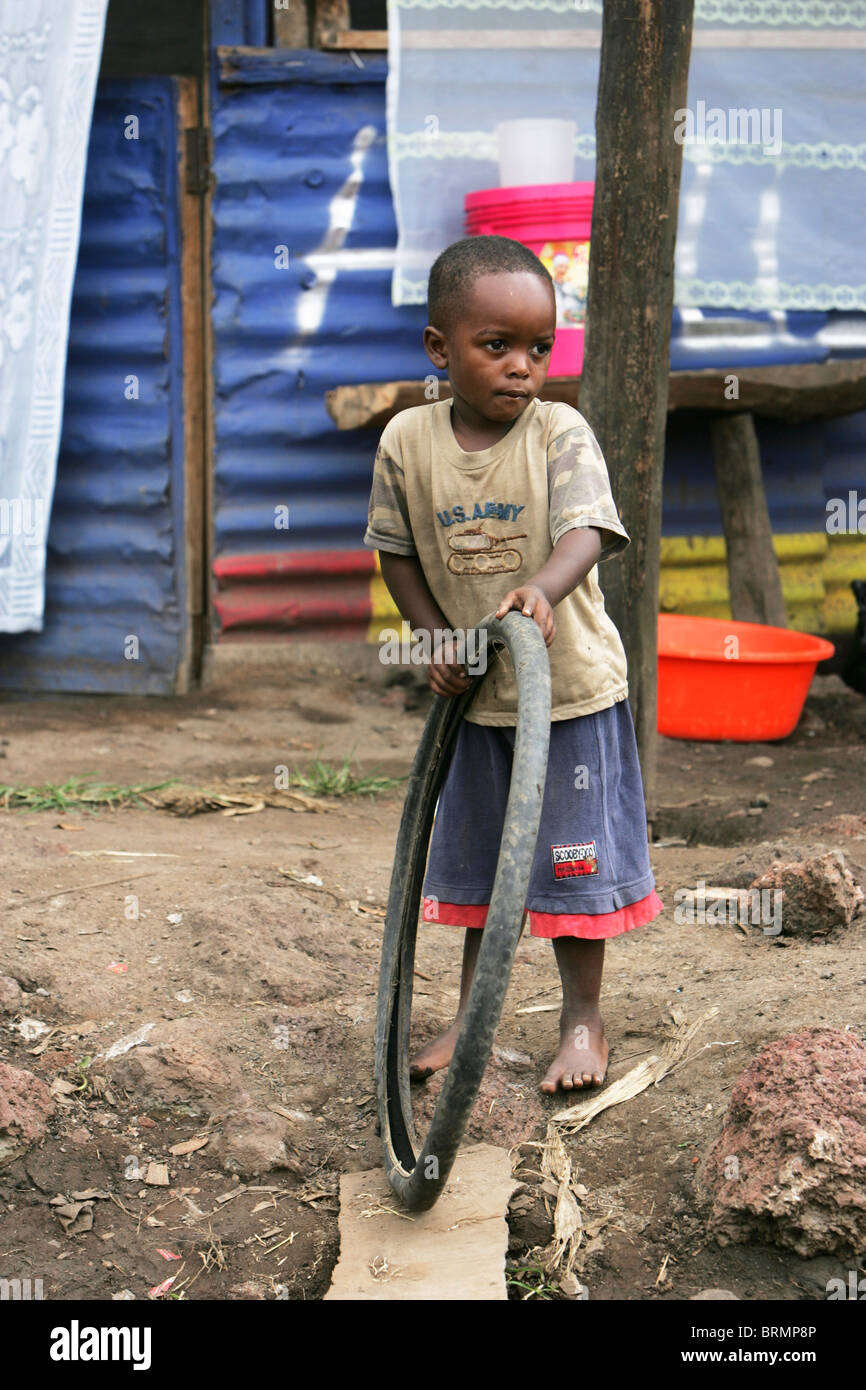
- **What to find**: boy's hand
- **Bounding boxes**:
[427,635,473,698]
[495,584,556,647]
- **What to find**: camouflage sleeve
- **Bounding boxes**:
[547,417,630,562]
[362,437,417,557]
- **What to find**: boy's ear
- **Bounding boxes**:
[423,324,448,370]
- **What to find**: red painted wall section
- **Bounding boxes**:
[212,550,375,641]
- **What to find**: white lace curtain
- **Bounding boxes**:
[386,0,866,312]
[0,0,108,632]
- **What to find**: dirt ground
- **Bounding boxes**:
[1,660,864,1302]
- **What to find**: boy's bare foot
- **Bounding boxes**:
[540,1012,608,1094]
[409,1020,462,1082]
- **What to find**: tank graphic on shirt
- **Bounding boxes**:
[446,525,528,576]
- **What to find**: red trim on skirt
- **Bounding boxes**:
[421,888,664,939]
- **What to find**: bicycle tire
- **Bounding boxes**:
[375,610,552,1211]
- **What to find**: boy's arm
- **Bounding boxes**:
[494,527,603,646]
[378,551,472,697]
[379,551,448,635]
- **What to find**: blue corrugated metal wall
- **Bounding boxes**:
[210,53,426,563]
[209,48,866,642]
[0,79,189,694]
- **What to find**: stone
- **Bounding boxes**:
[0,1061,54,1168]
[214,1107,302,1179]
[229,1280,269,1300]
[699,1028,866,1257]
[690,1289,739,1300]
[750,850,863,936]
[0,975,23,1013]
[102,1019,247,1118]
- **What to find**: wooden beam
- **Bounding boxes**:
[578,0,695,814]
[319,30,387,50]
[668,359,866,422]
[710,413,788,629]
[325,359,866,431]
[176,76,207,691]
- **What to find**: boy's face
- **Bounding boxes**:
[424,271,556,426]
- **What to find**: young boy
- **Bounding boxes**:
[363,235,663,1095]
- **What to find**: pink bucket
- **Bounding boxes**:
[464,182,594,376]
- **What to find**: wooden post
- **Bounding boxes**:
[273,0,312,48]
[176,77,208,691]
[710,413,788,628]
[578,0,694,815]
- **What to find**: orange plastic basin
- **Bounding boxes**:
[657,615,835,742]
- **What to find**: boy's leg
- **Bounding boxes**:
[540,938,608,1093]
[409,927,482,1081]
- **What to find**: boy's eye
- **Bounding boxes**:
[482,338,552,355]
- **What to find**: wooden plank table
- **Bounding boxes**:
[325,358,866,431]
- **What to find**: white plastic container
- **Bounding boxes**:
[495,119,576,187]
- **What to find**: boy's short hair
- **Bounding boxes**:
[427,235,553,331]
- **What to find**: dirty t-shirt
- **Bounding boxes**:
[363,398,630,726]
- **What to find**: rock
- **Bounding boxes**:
[507,1198,554,1253]
[799,710,826,734]
[558,1272,589,1299]
[229,1280,269,1300]
[690,1289,739,1300]
[750,850,863,936]
[102,1019,247,1118]
[699,1028,866,1257]
[11,1018,50,1042]
[214,1107,303,1179]
[0,975,23,1013]
[820,813,866,840]
[0,1061,54,1168]
[745,756,774,768]
[492,1046,533,1069]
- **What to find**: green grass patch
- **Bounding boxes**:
[0,776,177,813]
[285,752,403,800]
[505,1258,563,1301]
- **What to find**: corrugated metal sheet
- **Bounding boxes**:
[0,79,189,693]
[209,49,866,642]
[209,52,427,640]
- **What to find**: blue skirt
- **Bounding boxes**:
[422,698,662,939]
